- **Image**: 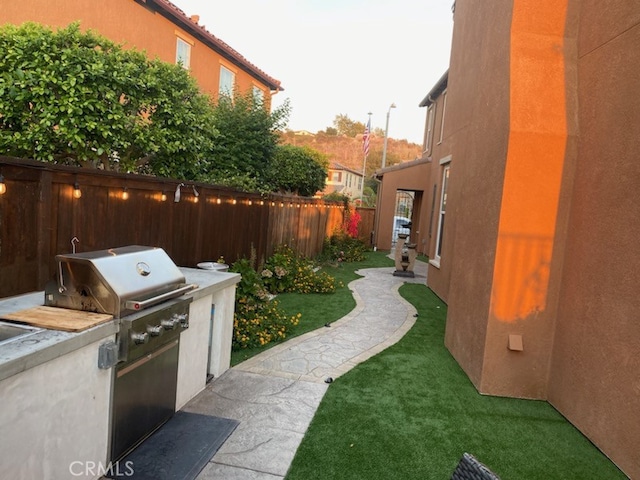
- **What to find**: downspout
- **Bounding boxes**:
[373,172,384,250]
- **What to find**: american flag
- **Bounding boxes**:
[362,119,371,157]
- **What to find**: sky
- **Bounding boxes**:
[171,0,454,145]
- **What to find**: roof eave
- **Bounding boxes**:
[419,69,449,107]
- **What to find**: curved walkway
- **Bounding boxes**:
[187,260,428,480]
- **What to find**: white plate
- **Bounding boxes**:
[197,262,228,271]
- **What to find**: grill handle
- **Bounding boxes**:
[125,284,198,311]
[57,262,67,293]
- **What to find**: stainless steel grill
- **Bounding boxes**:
[43,245,198,461]
[44,245,196,318]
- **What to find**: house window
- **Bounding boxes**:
[434,164,450,265]
[175,37,191,69]
[219,65,235,97]
[252,86,264,104]
[331,171,342,182]
[425,104,436,153]
[438,91,447,144]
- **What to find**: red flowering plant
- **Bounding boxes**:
[344,206,361,238]
[319,203,368,264]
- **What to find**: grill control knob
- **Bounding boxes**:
[178,313,189,329]
[131,331,149,345]
[146,324,163,337]
[161,316,180,330]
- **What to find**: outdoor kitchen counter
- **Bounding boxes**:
[180,266,240,301]
[0,291,119,480]
[0,291,119,383]
[176,267,241,409]
[0,267,239,384]
[0,267,239,480]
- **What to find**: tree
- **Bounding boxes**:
[266,145,328,197]
[202,92,290,191]
[0,23,218,177]
[333,114,366,137]
[361,185,377,207]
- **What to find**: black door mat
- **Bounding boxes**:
[107,411,239,480]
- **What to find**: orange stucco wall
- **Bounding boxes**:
[445,0,569,399]
[0,0,275,103]
[480,0,569,398]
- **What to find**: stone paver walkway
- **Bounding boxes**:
[186,260,427,479]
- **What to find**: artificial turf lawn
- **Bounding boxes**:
[231,250,395,366]
[285,283,626,480]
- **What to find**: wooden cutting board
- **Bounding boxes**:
[1,306,114,332]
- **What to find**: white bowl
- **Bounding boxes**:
[197,262,229,272]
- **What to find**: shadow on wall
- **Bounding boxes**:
[490,233,552,323]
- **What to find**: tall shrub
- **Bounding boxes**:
[0,22,217,177]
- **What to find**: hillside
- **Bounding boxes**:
[279,130,423,177]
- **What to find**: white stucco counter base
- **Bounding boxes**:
[176,268,239,410]
[0,267,239,480]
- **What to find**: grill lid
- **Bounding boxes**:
[45,245,196,318]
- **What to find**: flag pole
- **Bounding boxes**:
[360,112,372,205]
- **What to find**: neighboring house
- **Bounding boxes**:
[373,71,449,256]
[375,0,640,477]
[0,0,282,105]
[323,163,364,199]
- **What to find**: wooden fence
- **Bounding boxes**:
[0,157,375,298]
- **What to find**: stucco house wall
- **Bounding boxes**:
[442,0,513,387]
[373,159,431,253]
[0,0,282,103]
[441,0,640,477]
[545,1,640,477]
[420,80,453,302]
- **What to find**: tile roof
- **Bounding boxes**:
[330,163,364,176]
[149,0,283,92]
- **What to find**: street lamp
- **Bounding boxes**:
[381,103,396,169]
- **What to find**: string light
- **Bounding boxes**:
[0,174,6,195]
[161,192,167,202]
[122,187,129,200]
[192,185,199,203]
[73,182,82,199]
